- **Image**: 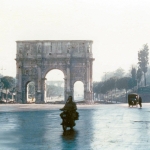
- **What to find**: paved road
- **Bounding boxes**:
[0,103,150,150]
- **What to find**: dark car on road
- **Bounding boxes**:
[128,93,139,107]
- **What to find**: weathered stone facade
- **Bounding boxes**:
[16,40,94,103]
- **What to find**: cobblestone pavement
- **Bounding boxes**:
[0,103,150,150]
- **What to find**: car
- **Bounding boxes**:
[128,93,139,107]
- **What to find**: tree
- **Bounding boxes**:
[116,77,134,91]
[146,66,150,85]
[101,72,114,81]
[131,67,137,88]
[138,44,149,86]
[106,77,116,92]
[116,77,134,102]
[114,68,125,78]
[106,77,116,100]
[137,67,143,88]
[131,67,136,80]
[93,82,100,99]
[101,68,125,81]
[93,82,99,94]
[1,76,15,102]
[100,78,116,100]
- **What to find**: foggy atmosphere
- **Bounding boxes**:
[0,0,150,149]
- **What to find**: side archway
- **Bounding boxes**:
[26,81,36,103]
[74,81,84,101]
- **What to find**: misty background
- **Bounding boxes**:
[1,0,150,81]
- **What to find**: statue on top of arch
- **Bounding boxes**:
[25,43,30,51]
[38,44,42,54]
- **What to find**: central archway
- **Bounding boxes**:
[45,69,64,103]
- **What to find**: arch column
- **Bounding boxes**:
[34,81,38,103]
[84,83,87,100]
[64,65,72,101]
[70,82,74,100]
[64,77,67,102]
[89,60,93,100]
[35,66,44,103]
[84,60,91,100]
[22,81,27,104]
[41,77,46,103]
[16,63,23,103]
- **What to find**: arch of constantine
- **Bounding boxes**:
[15,40,94,103]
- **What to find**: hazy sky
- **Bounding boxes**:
[0,0,150,81]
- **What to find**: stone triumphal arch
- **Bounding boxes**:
[16,40,94,103]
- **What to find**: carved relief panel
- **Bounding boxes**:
[44,42,51,56]
[71,66,86,80]
[23,67,37,76]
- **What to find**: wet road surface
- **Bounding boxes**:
[0,103,150,150]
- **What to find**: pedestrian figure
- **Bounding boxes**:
[139,96,142,108]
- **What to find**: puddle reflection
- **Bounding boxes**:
[62,129,78,140]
